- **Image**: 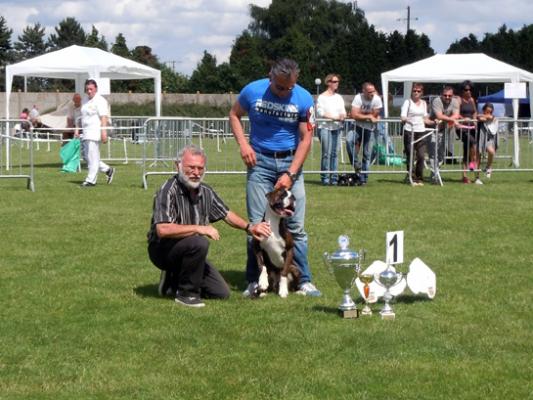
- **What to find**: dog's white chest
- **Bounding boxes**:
[260,214,286,269]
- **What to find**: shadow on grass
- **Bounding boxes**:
[132,269,246,299]
[134,283,159,298]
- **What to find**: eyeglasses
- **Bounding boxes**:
[328,80,340,83]
[273,83,294,92]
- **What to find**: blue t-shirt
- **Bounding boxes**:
[238,78,314,152]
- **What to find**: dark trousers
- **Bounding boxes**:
[403,130,427,181]
[148,235,230,299]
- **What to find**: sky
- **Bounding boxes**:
[1,0,533,75]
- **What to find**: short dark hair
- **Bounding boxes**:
[482,102,494,112]
[461,80,473,90]
[270,59,300,79]
[85,79,98,88]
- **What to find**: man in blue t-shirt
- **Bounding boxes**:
[229,58,321,297]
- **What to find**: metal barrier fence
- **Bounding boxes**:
[0,119,35,191]
[140,116,533,188]
[2,116,531,191]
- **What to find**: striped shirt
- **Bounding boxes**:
[147,175,229,243]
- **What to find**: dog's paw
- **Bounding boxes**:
[278,276,289,298]
[258,266,269,291]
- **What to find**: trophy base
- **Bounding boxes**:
[380,311,395,321]
[339,308,359,319]
[361,305,372,316]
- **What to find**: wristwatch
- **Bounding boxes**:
[285,170,297,182]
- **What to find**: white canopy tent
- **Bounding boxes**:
[381,53,533,167]
[5,45,162,119]
[4,45,161,170]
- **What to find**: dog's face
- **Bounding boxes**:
[266,188,295,217]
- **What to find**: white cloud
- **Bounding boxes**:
[2,0,533,75]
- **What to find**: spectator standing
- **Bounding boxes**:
[458,80,480,184]
[316,73,346,185]
[347,82,383,185]
[429,86,460,183]
[400,83,434,186]
[65,93,82,141]
[229,58,321,297]
[78,79,115,187]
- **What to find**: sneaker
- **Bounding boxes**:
[242,282,258,298]
[486,168,492,179]
[80,181,96,187]
[474,178,484,185]
[462,177,471,184]
[175,293,205,308]
[158,270,174,297]
[468,162,476,171]
[106,167,115,184]
[297,282,322,297]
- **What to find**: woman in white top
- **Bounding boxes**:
[401,83,434,185]
[316,74,346,185]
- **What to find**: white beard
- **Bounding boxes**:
[178,170,203,189]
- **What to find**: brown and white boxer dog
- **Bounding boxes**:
[252,188,301,298]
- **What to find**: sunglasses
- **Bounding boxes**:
[412,89,422,93]
[328,80,340,83]
[463,88,471,92]
[274,84,294,92]
[442,95,453,98]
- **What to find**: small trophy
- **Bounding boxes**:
[359,273,374,315]
[376,267,403,320]
[323,235,365,319]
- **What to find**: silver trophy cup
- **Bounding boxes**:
[376,267,403,320]
[323,235,365,318]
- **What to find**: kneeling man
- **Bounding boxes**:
[147,144,270,308]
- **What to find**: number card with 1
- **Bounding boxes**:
[386,231,404,265]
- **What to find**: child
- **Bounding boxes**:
[477,103,498,179]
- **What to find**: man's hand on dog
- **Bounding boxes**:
[275,174,293,190]
[249,222,271,241]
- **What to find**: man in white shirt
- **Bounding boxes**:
[347,82,383,185]
[78,79,115,187]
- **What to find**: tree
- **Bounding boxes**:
[14,23,47,60]
[111,33,130,58]
[0,16,13,91]
[85,25,108,50]
[48,17,86,50]
[188,51,223,93]
[161,65,189,93]
[226,0,434,93]
[128,46,160,92]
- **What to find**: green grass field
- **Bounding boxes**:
[1,144,532,399]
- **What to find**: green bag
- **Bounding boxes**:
[60,138,80,173]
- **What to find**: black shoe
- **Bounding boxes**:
[175,293,205,308]
[158,270,174,297]
[106,167,115,184]
[80,181,96,188]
